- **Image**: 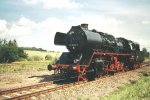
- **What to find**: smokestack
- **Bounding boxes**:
[81,23,88,30]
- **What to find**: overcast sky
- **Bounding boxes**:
[0,0,150,51]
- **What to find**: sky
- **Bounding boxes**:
[0,0,150,51]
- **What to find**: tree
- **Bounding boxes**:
[8,40,13,47]
[13,39,17,47]
[0,38,7,47]
[8,39,17,47]
[142,48,149,57]
[5,47,19,62]
[3,39,7,46]
[18,48,28,58]
[0,38,28,63]
[0,39,2,46]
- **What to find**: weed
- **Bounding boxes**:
[100,75,150,100]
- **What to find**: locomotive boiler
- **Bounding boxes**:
[48,24,144,81]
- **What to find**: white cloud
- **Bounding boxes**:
[0,17,69,51]
[23,0,80,9]
[9,25,31,37]
[38,17,69,32]
[68,15,125,37]
[0,15,125,51]
[8,17,37,37]
[42,0,80,9]
[17,17,36,27]
[141,20,150,25]
[0,20,7,34]
[138,39,150,51]
[1,14,149,51]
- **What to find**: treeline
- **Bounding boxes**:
[0,39,27,63]
[20,47,47,51]
[142,48,150,57]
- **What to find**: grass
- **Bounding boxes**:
[25,50,59,59]
[100,70,150,100]
[0,50,61,73]
[25,50,60,61]
[0,61,51,73]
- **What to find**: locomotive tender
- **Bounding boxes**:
[48,24,144,81]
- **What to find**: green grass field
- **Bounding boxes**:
[101,70,150,100]
[0,50,61,73]
[0,61,50,73]
[25,50,60,61]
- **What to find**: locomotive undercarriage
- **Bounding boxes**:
[48,52,142,81]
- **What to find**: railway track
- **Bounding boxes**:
[0,80,87,100]
[0,62,150,100]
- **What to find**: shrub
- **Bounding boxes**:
[0,47,27,63]
[0,39,28,63]
[45,54,52,60]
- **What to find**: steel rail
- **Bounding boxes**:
[4,81,86,100]
[0,82,53,95]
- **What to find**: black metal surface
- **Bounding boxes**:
[128,40,140,51]
[54,32,66,45]
[116,37,131,53]
[54,24,143,65]
[66,26,86,52]
[54,24,141,54]
[65,25,117,52]
[96,31,117,52]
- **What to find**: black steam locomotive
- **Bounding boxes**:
[48,24,144,81]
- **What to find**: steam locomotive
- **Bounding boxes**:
[48,24,144,81]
